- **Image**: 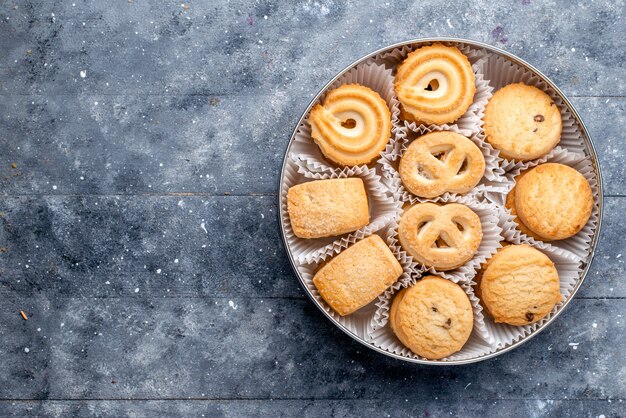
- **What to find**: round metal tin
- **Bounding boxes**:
[278,38,604,365]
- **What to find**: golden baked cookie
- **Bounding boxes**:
[287,178,369,239]
[398,203,482,270]
[479,245,562,325]
[390,276,473,359]
[399,131,485,198]
[515,163,593,240]
[313,235,403,316]
[394,43,476,125]
[504,172,547,241]
[483,83,562,161]
[308,84,392,166]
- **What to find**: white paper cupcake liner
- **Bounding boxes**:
[281,159,401,265]
[481,53,586,155]
[477,245,583,350]
[484,147,600,262]
[289,61,401,172]
[367,271,495,362]
[390,194,504,284]
[370,217,425,330]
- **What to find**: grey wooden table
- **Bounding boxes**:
[0,1,624,417]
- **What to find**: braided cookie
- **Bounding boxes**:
[390,276,473,359]
[399,131,485,198]
[308,84,392,166]
[399,203,482,270]
[394,43,476,125]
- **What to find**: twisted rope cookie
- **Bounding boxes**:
[399,131,485,198]
[395,43,476,125]
[308,84,392,166]
[399,203,482,270]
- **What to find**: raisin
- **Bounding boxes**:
[431,306,438,312]
[533,128,538,133]
[446,318,452,326]
[534,114,545,122]
[525,312,534,321]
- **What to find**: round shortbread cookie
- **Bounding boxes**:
[390,276,473,359]
[483,83,561,161]
[515,163,593,240]
[479,245,562,326]
[504,172,548,241]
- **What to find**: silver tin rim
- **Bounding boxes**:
[277,37,604,365]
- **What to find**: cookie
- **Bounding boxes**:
[390,276,473,359]
[399,202,482,270]
[313,235,403,316]
[483,83,562,161]
[287,178,369,239]
[308,84,392,166]
[504,172,547,241]
[515,163,593,240]
[479,245,562,325]
[399,131,485,198]
[395,43,476,125]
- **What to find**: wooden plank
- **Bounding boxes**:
[0,297,623,400]
[0,196,623,299]
[0,1,623,97]
[0,399,623,418]
[0,97,622,195]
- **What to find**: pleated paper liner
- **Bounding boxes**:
[293,220,422,341]
[281,158,401,265]
[387,194,504,284]
[484,147,600,262]
[367,270,496,362]
[378,127,507,206]
[476,245,583,350]
[289,61,401,172]
[481,51,586,155]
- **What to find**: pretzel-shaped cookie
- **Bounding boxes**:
[399,203,482,270]
[399,131,485,198]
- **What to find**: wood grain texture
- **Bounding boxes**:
[0,0,624,416]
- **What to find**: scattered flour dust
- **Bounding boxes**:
[228,300,237,310]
